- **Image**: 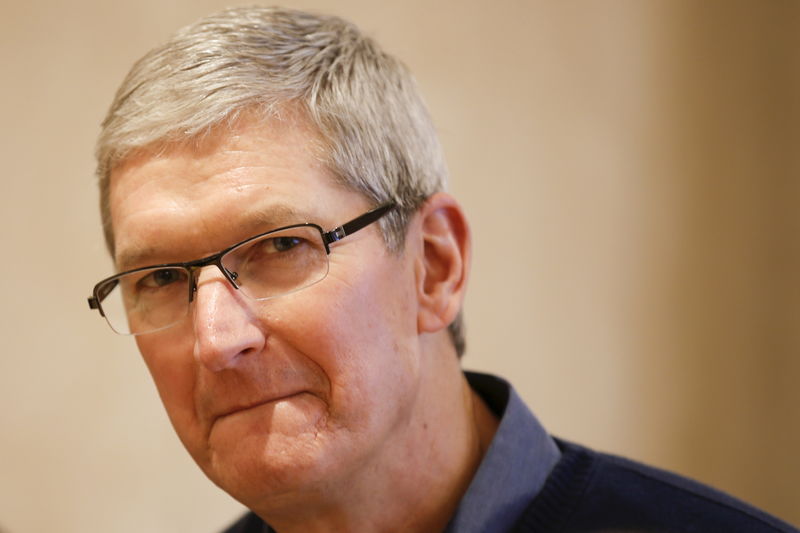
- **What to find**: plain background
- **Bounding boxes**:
[1,1,798,531]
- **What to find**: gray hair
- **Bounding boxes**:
[96,6,465,357]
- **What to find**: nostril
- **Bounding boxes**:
[239,346,258,357]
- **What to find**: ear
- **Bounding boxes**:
[414,192,471,334]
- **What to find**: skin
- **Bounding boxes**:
[109,113,497,532]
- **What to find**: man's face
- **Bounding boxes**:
[108,115,424,505]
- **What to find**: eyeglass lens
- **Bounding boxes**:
[97,225,329,335]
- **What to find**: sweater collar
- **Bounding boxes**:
[444,372,561,533]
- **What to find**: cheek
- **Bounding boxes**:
[279,255,420,422]
[135,331,202,446]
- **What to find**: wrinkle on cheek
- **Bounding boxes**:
[324,271,359,293]
[324,257,393,305]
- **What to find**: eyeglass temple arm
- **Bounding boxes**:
[323,202,396,245]
[87,278,119,311]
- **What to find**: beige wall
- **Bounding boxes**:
[0,1,797,531]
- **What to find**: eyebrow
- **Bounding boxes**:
[115,203,320,272]
[233,203,305,237]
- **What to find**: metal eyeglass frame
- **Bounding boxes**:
[87,202,397,332]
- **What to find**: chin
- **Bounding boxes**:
[205,429,351,508]
[200,395,344,501]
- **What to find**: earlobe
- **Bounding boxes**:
[415,193,471,334]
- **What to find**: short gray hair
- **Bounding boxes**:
[96,6,465,357]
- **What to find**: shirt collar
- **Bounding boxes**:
[444,372,561,533]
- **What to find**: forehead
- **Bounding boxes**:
[111,113,326,202]
[108,115,363,269]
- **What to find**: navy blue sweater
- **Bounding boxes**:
[512,439,798,532]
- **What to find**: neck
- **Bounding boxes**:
[259,338,499,533]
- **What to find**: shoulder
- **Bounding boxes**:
[514,439,799,533]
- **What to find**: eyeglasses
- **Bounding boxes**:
[88,202,396,335]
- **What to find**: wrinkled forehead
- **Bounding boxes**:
[110,107,327,186]
[108,111,333,227]
[101,108,297,248]
[107,112,355,269]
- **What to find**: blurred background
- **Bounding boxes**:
[1,0,798,531]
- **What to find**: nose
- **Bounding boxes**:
[191,267,266,372]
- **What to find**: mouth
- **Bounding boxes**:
[216,391,307,420]
[204,390,326,443]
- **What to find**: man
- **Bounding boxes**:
[88,6,797,533]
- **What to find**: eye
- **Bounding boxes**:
[138,268,187,289]
[272,236,302,252]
